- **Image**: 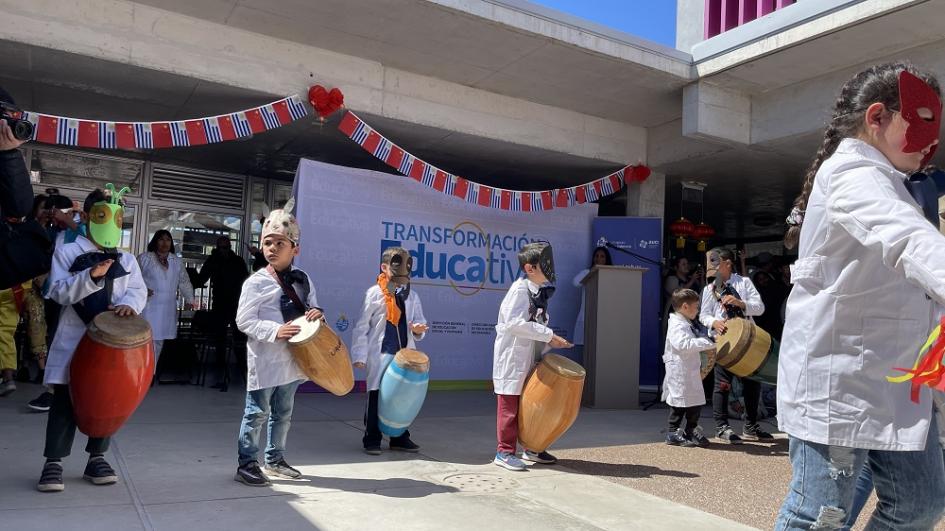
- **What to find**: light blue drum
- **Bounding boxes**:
[378,348,430,437]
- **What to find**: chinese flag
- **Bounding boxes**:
[244,109,266,134]
[386,145,404,169]
[35,116,58,144]
[218,116,237,141]
[77,121,99,148]
[338,111,359,137]
[409,160,426,182]
[521,192,532,212]
[453,177,469,199]
[271,100,292,125]
[151,122,173,148]
[115,123,136,149]
[185,120,208,145]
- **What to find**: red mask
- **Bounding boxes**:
[899,71,942,166]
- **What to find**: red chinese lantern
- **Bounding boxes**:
[691,222,716,252]
[669,217,695,249]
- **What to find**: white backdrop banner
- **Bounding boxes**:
[293,159,596,381]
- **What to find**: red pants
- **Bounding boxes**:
[496,394,520,454]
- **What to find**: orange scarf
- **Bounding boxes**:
[377,274,402,326]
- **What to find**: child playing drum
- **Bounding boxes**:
[493,242,571,471]
[37,186,148,492]
[234,200,322,486]
[663,288,714,448]
[350,246,428,455]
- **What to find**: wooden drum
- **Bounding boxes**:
[714,318,778,385]
[70,312,154,437]
[378,348,430,437]
[287,317,354,396]
[518,353,586,453]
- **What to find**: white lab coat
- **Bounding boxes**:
[137,252,194,341]
[662,312,714,407]
[493,278,554,395]
[350,285,426,391]
[572,269,590,346]
[236,267,319,391]
[699,273,765,332]
[779,138,945,451]
[43,236,148,385]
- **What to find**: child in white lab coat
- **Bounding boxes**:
[492,242,571,471]
[234,201,321,487]
[662,288,714,448]
[350,246,428,455]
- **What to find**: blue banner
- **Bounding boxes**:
[591,218,662,386]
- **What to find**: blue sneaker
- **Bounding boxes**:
[493,452,527,471]
[666,428,697,447]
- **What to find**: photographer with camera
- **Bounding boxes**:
[0,87,50,291]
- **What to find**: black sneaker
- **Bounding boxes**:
[83,456,118,485]
[521,450,558,464]
[691,427,711,448]
[235,462,271,487]
[666,428,697,447]
[28,391,54,412]
[742,422,774,441]
[716,426,744,445]
[37,461,64,492]
[363,446,382,456]
[389,438,420,453]
[264,459,301,479]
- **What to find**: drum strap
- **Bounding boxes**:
[267,265,308,322]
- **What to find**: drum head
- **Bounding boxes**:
[394,348,430,373]
[288,316,321,345]
[542,353,586,379]
[89,312,152,347]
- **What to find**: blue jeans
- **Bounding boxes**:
[776,417,945,530]
[237,381,301,467]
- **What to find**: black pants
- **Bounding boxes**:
[212,308,244,386]
[363,390,411,448]
[668,405,702,436]
[713,365,760,429]
[44,384,110,459]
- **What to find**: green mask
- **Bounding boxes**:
[88,183,130,249]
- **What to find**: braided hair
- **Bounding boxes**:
[784,62,941,249]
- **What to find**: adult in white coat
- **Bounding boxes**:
[571,246,612,349]
[775,63,945,530]
[350,247,428,454]
[137,230,195,370]
[493,242,571,471]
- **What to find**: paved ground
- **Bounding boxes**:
[0,381,901,531]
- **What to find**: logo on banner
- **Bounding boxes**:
[335,313,349,332]
[638,239,660,249]
[380,220,542,296]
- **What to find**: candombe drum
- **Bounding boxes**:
[714,317,778,385]
[518,353,586,452]
[287,316,354,396]
[700,348,717,380]
[378,348,430,437]
[70,312,154,437]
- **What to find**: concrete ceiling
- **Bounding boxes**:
[130,0,692,126]
[0,40,621,190]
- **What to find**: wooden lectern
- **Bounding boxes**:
[581,265,645,409]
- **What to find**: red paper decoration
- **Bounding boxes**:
[308,85,345,119]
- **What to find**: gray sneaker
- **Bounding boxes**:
[716,425,744,445]
[494,452,527,471]
[265,459,302,479]
[0,379,16,397]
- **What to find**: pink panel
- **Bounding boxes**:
[758,0,776,17]
[776,0,796,8]
[739,0,758,24]
[721,0,739,32]
[705,0,722,38]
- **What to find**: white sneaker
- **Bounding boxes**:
[0,380,16,397]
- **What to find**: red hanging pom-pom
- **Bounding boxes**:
[308,85,345,119]
[628,164,651,183]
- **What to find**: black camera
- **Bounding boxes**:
[0,102,34,141]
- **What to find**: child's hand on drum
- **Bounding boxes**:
[712,320,728,335]
[305,308,323,321]
[276,321,302,340]
[109,305,137,317]
[409,322,429,335]
[353,362,366,369]
[549,335,572,349]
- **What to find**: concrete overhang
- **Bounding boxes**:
[130,0,694,127]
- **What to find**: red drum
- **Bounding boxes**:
[70,312,154,437]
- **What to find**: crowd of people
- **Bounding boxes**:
[4,60,945,529]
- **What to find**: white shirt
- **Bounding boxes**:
[43,236,148,385]
[493,278,554,395]
[699,273,765,331]
[236,267,319,391]
[349,285,426,391]
[662,312,714,407]
[779,138,945,451]
[137,252,194,341]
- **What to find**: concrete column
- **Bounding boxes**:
[676,0,707,52]
[682,80,751,145]
[626,171,666,221]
